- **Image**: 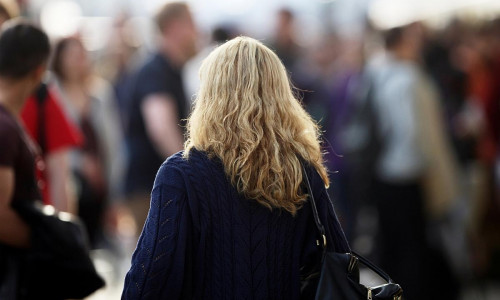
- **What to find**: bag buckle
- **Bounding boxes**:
[316,234,327,249]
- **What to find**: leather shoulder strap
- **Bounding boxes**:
[301,163,327,251]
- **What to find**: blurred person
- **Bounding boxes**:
[457,24,500,280]
[291,32,341,127]
[423,19,474,165]
[0,20,50,298]
[123,36,350,300]
[419,21,478,283]
[269,8,302,71]
[20,82,83,213]
[124,1,198,232]
[321,35,366,241]
[364,23,459,300]
[289,31,361,237]
[0,0,82,214]
[423,18,500,292]
[458,27,498,166]
[98,11,146,130]
[269,8,315,119]
[422,20,497,281]
[51,36,125,247]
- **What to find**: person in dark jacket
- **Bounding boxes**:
[122,36,350,300]
[124,1,198,231]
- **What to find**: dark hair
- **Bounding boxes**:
[155,1,189,34]
[51,37,82,81]
[384,26,405,50]
[278,8,294,21]
[211,26,231,44]
[0,20,50,79]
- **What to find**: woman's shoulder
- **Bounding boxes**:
[302,161,326,188]
[154,149,220,187]
[162,149,214,168]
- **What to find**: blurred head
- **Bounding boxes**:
[0,19,50,87]
[211,26,232,44]
[52,37,90,82]
[384,26,404,50]
[277,8,294,29]
[275,8,295,43]
[185,36,329,215]
[155,1,197,61]
[384,23,423,60]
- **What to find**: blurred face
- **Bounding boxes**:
[60,40,90,81]
[168,11,198,61]
[277,11,293,34]
[180,12,198,60]
[453,36,486,71]
[400,24,424,60]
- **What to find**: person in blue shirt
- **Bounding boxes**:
[123,36,350,300]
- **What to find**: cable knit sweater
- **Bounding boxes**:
[122,149,350,300]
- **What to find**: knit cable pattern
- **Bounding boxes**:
[122,149,350,299]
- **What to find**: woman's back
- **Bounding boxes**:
[123,149,348,300]
[123,35,350,300]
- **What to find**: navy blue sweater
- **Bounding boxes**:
[122,149,349,299]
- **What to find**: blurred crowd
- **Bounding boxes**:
[0,0,499,299]
[268,8,500,299]
[311,16,500,300]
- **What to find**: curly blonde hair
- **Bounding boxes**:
[184,36,329,215]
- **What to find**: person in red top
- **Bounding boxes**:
[21,83,83,212]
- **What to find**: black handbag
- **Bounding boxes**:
[12,200,105,299]
[301,165,403,300]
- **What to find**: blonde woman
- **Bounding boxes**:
[123,36,350,300]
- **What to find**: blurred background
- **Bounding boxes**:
[2,0,500,299]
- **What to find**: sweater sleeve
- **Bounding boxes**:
[122,161,191,300]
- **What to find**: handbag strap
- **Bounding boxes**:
[301,163,327,250]
[301,163,395,284]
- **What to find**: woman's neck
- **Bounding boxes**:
[60,78,91,115]
[61,77,87,89]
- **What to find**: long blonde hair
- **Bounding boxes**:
[184,36,329,215]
